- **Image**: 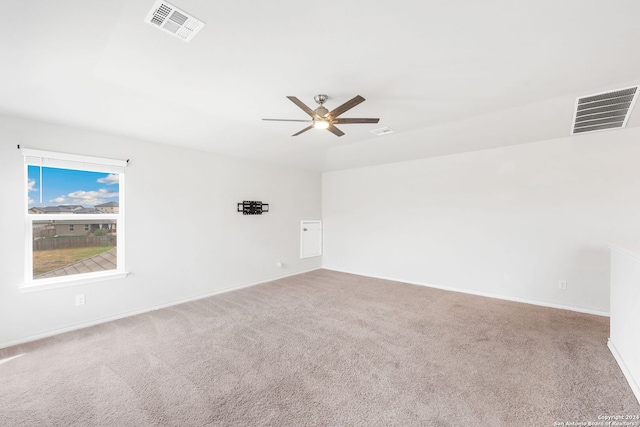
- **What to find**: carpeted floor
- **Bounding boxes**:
[1,269,638,426]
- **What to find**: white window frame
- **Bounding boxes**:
[21,148,129,291]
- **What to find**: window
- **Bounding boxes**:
[22,148,128,289]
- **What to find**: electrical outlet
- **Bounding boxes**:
[558,280,567,290]
[75,294,85,306]
[276,260,283,269]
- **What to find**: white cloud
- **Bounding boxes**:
[97,174,119,185]
[28,179,37,192]
[28,198,34,205]
[65,189,119,207]
[50,196,67,204]
[68,189,119,199]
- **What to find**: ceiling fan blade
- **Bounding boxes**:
[292,124,315,136]
[287,96,318,118]
[333,118,380,124]
[328,95,366,118]
[262,118,313,122]
[326,124,345,137]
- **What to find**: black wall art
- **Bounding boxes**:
[237,201,269,215]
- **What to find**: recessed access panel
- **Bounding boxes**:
[300,220,322,259]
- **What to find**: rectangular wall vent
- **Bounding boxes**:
[571,86,639,135]
[144,0,205,42]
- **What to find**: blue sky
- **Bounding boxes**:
[28,166,119,208]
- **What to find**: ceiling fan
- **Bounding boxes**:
[262,94,379,137]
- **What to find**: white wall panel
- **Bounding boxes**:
[323,128,640,313]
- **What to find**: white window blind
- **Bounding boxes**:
[22,148,128,174]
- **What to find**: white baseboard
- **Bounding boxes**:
[0,267,322,350]
[323,267,610,317]
[608,339,640,405]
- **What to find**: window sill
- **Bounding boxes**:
[20,271,129,292]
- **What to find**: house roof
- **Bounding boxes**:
[1,1,640,171]
[32,206,79,214]
[30,205,90,213]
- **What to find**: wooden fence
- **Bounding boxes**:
[33,235,116,251]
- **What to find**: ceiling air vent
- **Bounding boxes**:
[370,127,395,136]
[571,86,639,135]
[144,0,205,42]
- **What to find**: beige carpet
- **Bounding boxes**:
[1,269,638,426]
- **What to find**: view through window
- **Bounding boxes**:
[24,150,126,284]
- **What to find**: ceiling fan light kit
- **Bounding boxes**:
[263,94,380,137]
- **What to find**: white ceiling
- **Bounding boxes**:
[1,0,640,171]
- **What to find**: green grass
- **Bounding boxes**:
[33,246,115,277]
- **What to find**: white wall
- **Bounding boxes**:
[322,128,640,314]
[0,115,322,347]
[609,244,640,403]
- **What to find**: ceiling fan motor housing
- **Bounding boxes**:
[314,106,329,117]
